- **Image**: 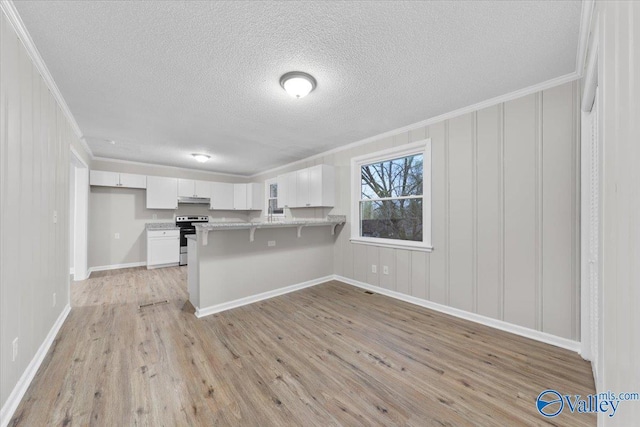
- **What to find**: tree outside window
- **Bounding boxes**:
[360,154,423,241]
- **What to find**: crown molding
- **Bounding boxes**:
[91,156,248,179]
[576,0,595,77]
[0,1,92,157]
[250,71,581,179]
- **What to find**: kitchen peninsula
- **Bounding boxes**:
[187,216,345,317]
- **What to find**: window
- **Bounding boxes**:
[351,139,432,251]
[265,179,284,217]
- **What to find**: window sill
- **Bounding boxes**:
[349,238,434,252]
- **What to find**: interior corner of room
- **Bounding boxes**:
[2,0,639,426]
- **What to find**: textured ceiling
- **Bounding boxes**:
[14,1,582,176]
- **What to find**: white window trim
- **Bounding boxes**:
[350,139,433,252]
[264,178,285,218]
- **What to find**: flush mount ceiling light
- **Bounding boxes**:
[280,71,317,99]
[192,153,210,163]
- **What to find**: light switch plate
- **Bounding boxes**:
[371,265,377,274]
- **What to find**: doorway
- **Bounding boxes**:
[70,148,89,280]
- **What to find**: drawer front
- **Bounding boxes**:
[147,229,179,238]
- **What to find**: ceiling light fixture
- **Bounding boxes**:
[192,153,210,163]
[280,71,317,99]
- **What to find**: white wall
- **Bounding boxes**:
[599,1,640,425]
[88,160,249,269]
[0,8,87,419]
[255,80,581,342]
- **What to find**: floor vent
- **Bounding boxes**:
[364,291,375,295]
[138,300,169,309]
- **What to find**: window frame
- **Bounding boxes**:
[264,178,285,218]
[350,139,432,252]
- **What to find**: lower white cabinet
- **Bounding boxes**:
[146,229,179,268]
[146,176,178,209]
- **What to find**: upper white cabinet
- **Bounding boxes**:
[146,176,178,209]
[278,165,334,208]
[232,183,263,210]
[90,170,146,189]
[178,179,210,198]
[233,184,247,210]
[210,182,234,210]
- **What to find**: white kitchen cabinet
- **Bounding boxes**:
[277,171,297,208]
[210,182,235,210]
[146,229,179,268]
[231,183,263,210]
[146,176,178,209]
[233,184,247,210]
[246,183,263,210]
[292,165,334,207]
[90,170,118,187]
[119,173,147,188]
[276,173,288,209]
[178,179,210,198]
[90,170,147,189]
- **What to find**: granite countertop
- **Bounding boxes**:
[194,215,346,245]
[194,215,346,231]
[145,222,179,230]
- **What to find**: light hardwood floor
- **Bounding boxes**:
[10,267,595,426]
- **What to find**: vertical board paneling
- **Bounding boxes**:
[447,113,474,312]
[503,94,537,329]
[395,250,410,294]
[19,43,35,358]
[342,225,354,279]
[0,11,75,408]
[542,83,575,339]
[427,121,447,304]
[378,247,396,290]
[2,21,22,399]
[411,251,428,299]
[366,245,380,286]
[353,243,367,283]
[476,105,501,319]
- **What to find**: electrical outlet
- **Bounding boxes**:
[114,233,120,239]
[53,293,56,307]
[267,240,276,247]
[152,214,157,220]
[12,337,18,362]
[383,266,389,275]
[371,264,377,274]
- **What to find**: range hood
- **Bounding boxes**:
[177,196,210,204]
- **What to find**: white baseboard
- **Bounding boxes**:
[145,262,179,270]
[195,275,334,318]
[0,304,71,427]
[87,261,147,277]
[334,275,581,353]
